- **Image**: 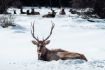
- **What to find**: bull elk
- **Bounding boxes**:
[31,22,87,61]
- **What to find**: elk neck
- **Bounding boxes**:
[39,47,50,61]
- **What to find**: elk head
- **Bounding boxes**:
[31,22,55,59]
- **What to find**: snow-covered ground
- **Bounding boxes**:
[0,7,105,70]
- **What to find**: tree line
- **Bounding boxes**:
[0,0,105,18]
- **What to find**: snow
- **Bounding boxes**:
[0,7,105,70]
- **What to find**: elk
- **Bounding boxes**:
[59,8,66,15]
[30,8,40,15]
[20,8,26,14]
[31,22,87,61]
[42,9,56,18]
[27,8,40,15]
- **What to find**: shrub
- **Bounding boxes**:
[0,15,16,28]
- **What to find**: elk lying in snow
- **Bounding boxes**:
[27,8,40,15]
[42,10,56,18]
[59,8,66,15]
[31,22,87,61]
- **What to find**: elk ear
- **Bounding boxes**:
[45,40,50,45]
[32,40,38,45]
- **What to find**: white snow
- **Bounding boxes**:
[0,7,105,70]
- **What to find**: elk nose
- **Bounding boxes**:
[38,49,41,52]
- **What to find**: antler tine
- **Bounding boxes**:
[44,22,55,41]
[31,22,39,41]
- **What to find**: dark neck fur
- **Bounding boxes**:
[38,48,50,61]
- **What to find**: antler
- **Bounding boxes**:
[31,22,39,41]
[44,22,55,41]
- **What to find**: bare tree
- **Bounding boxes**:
[93,0,105,18]
[0,0,22,14]
[0,0,8,14]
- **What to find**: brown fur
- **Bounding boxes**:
[39,48,88,61]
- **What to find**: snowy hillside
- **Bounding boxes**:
[0,7,105,70]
